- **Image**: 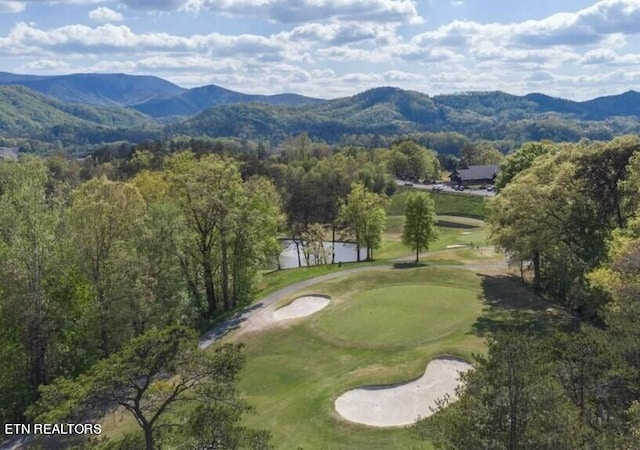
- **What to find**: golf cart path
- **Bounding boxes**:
[199,265,391,348]
[199,248,507,348]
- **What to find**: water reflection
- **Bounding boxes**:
[278,240,368,269]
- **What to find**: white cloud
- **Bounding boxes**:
[89,7,124,22]
[23,58,69,70]
[3,0,640,101]
[188,0,422,24]
[121,0,185,10]
[512,0,640,47]
[0,22,286,59]
[525,70,555,82]
[0,1,25,12]
[582,48,640,65]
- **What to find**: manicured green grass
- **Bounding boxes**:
[255,260,384,298]
[379,213,489,259]
[432,193,486,219]
[100,263,563,449]
[430,225,488,251]
[387,190,487,219]
[234,267,492,449]
[387,189,412,215]
[313,284,482,349]
[437,215,485,228]
[385,215,405,234]
[234,266,568,449]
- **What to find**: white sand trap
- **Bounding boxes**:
[461,231,472,235]
[446,244,467,249]
[335,357,472,427]
[272,295,330,321]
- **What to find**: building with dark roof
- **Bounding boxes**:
[449,165,499,186]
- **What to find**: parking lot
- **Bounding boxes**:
[395,180,496,197]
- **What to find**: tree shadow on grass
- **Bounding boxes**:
[392,262,428,269]
[198,302,264,348]
[472,274,577,338]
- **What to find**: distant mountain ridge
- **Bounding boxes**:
[0,85,159,144]
[0,72,322,116]
[172,87,640,144]
[0,72,186,107]
[1,71,640,148]
[132,83,324,118]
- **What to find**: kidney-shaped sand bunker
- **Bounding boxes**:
[334,357,472,427]
[272,295,330,321]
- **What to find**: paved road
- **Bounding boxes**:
[396,180,496,197]
[199,247,507,348]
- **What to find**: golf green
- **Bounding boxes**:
[313,284,481,349]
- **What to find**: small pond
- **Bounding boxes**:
[278,240,369,269]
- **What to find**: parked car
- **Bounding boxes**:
[432,185,444,192]
[486,185,495,192]
[403,182,414,187]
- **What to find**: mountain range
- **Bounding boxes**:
[1,72,640,149]
[0,72,322,118]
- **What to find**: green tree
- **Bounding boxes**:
[167,152,283,316]
[417,333,586,450]
[231,176,283,303]
[459,142,503,167]
[130,169,192,327]
[494,141,553,191]
[574,135,639,229]
[67,176,147,356]
[166,152,244,316]
[489,138,635,311]
[338,183,387,261]
[401,191,438,263]
[31,327,268,450]
[388,140,439,181]
[0,158,61,390]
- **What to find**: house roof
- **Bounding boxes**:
[450,165,499,182]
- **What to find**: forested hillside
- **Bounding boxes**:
[2,72,640,154]
[132,83,323,118]
[173,87,640,145]
[0,85,160,147]
[0,72,186,106]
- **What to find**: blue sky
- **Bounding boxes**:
[0,0,638,100]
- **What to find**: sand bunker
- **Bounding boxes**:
[272,295,330,321]
[446,244,467,249]
[334,357,472,427]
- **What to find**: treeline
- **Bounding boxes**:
[491,136,640,316]
[0,153,282,434]
[87,134,439,266]
[0,135,440,438]
[417,135,640,448]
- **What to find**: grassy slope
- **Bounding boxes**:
[257,191,492,296]
[234,266,563,449]
[236,267,484,449]
[387,190,487,219]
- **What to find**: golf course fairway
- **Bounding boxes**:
[232,266,489,449]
